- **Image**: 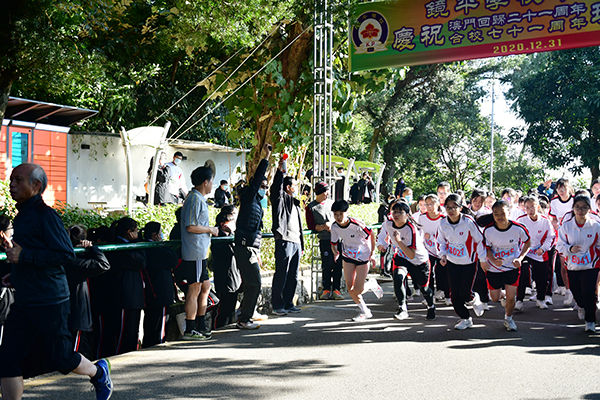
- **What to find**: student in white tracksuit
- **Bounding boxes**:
[437,194,487,330]
[377,201,436,321]
[556,195,600,333]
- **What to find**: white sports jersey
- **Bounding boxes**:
[557,216,600,271]
[510,207,526,220]
[516,214,555,262]
[483,221,530,272]
[561,210,600,225]
[377,220,429,265]
[549,195,574,224]
[437,214,485,265]
[331,217,372,263]
[418,213,445,257]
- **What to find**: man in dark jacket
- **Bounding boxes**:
[270,156,304,315]
[214,180,232,208]
[234,143,271,329]
[0,163,113,400]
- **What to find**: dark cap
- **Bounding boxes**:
[315,181,329,196]
[174,151,184,158]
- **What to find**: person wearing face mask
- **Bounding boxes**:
[141,222,178,348]
[270,154,304,316]
[166,151,188,204]
[234,143,272,329]
[146,152,173,206]
[214,180,232,208]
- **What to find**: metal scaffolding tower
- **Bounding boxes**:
[311,0,334,300]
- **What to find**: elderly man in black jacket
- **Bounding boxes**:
[270,155,304,316]
[234,143,271,329]
[1,163,113,400]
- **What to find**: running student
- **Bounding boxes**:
[419,194,449,305]
[483,200,531,331]
[556,195,600,332]
[469,189,492,309]
[516,196,556,310]
[549,178,575,306]
[437,194,486,330]
[378,201,436,321]
[330,200,382,322]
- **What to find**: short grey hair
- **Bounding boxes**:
[23,163,48,194]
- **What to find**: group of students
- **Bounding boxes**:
[330,178,600,333]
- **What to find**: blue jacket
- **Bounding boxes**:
[12,194,74,306]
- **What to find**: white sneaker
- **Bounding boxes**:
[369,278,384,299]
[500,298,506,308]
[407,295,414,301]
[525,287,532,295]
[483,302,490,311]
[585,321,596,333]
[394,310,409,320]
[454,317,473,330]
[445,298,453,306]
[472,292,485,317]
[504,317,518,331]
[564,290,574,307]
[554,286,566,296]
[578,307,586,320]
[414,289,422,297]
[536,299,549,309]
[434,290,445,301]
[514,300,524,311]
[545,295,553,305]
[352,310,373,322]
[252,311,269,321]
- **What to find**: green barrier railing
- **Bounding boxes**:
[0,224,383,261]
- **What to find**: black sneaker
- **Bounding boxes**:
[426,305,436,320]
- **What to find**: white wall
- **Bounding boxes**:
[67,133,246,209]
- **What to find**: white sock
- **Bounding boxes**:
[358,300,368,314]
[505,314,513,320]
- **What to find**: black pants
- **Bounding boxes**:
[272,240,301,310]
[555,250,566,287]
[435,256,450,296]
[446,261,477,319]
[213,291,238,329]
[568,269,599,322]
[392,256,434,308]
[516,260,532,301]
[234,245,262,323]
[473,261,490,302]
[546,248,557,295]
[105,308,141,356]
[142,306,167,348]
[520,257,550,301]
[320,240,342,291]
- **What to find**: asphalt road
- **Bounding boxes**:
[16,280,600,400]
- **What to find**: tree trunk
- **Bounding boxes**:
[0,79,12,123]
[368,127,381,162]
[591,164,599,183]
[246,22,312,182]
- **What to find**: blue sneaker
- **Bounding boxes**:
[92,358,113,400]
[285,306,301,313]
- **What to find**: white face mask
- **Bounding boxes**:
[258,188,266,198]
[174,158,182,165]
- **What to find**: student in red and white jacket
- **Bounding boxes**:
[556,195,600,333]
[437,194,487,330]
[377,201,436,321]
[516,196,555,310]
[483,200,531,332]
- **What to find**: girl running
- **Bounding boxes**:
[483,200,531,331]
[377,201,436,320]
[330,200,381,322]
[549,178,575,306]
[469,189,492,309]
[590,179,600,212]
[556,195,600,332]
[515,196,556,310]
[437,194,486,330]
[420,194,450,305]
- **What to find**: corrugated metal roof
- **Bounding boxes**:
[5,97,98,126]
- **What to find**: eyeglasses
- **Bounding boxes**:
[574,206,590,212]
[391,211,405,215]
[445,206,459,211]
